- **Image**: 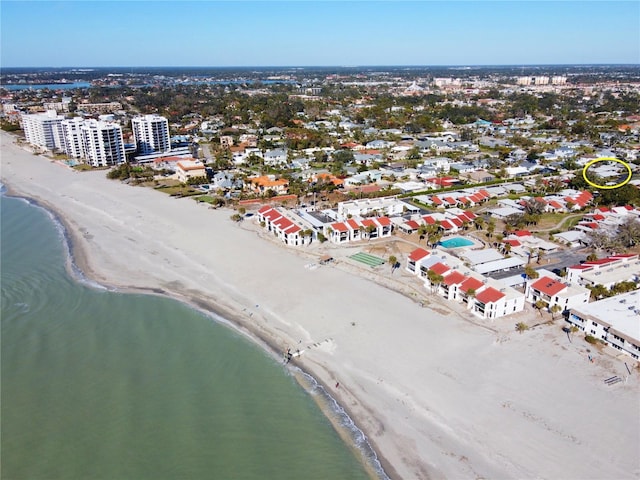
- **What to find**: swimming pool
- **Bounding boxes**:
[439,237,475,248]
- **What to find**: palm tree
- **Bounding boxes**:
[465,288,476,309]
[536,248,544,264]
[516,322,529,334]
[524,265,539,279]
[570,325,579,342]
[535,300,548,316]
[550,304,562,320]
[417,224,428,242]
[388,255,398,273]
[427,270,444,294]
[527,247,535,264]
[587,284,609,301]
[366,224,377,240]
[487,219,496,238]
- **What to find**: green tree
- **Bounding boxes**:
[524,265,539,279]
[389,255,398,273]
[587,284,609,301]
[535,300,548,316]
[550,304,562,320]
[617,217,640,248]
[486,219,495,238]
[427,270,444,294]
[516,322,529,334]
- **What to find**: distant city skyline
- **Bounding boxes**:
[1,1,638,68]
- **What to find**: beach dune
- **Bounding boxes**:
[2,132,639,479]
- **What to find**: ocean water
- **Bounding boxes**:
[1,194,377,480]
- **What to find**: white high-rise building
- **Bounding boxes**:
[58,117,85,158]
[21,110,65,150]
[80,120,126,167]
[131,114,170,155]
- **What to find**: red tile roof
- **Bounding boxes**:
[449,217,464,227]
[464,210,477,220]
[440,220,455,230]
[346,219,360,230]
[568,264,591,270]
[284,224,301,234]
[405,220,420,230]
[360,219,377,228]
[584,257,616,266]
[443,270,466,286]
[475,287,505,304]
[258,205,272,214]
[444,197,457,205]
[514,230,531,237]
[548,200,564,209]
[376,217,391,226]
[431,196,443,205]
[331,222,348,233]
[274,217,294,229]
[530,276,567,296]
[429,262,450,275]
[459,277,484,293]
[580,222,598,229]
[408,248,430,262]
[592,214,605,221]
[504,239,521,246]
[423,215,436,224]
[263,209,283,221]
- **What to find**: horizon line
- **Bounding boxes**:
[3,63,640,70]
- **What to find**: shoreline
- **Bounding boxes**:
[1,185,393,480]
[2,131,639,479]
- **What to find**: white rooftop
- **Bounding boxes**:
[474,256,527,275]
[554,230,586,243]
[571,291,640,343]
[461,248,504,265]
[580,264,640,287]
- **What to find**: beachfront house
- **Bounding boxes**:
[406,248,430,275]
[176,160,206,183]
[525,275,590,313]
[256,206,312,247]
[325,217,393,244]
[423,262,525,319]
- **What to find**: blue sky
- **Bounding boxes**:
[1,1,638,67]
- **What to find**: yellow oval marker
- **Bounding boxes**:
[582,157,632,190]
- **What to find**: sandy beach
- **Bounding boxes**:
[2,131,639,479]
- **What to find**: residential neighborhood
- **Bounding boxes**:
[2,65,640,360]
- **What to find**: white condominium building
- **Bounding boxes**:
[57,117,85,158]
[21,110,65,149]
[80,120,126,167]
[132,114,170,155]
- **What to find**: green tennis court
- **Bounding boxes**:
[349,252,385,267]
